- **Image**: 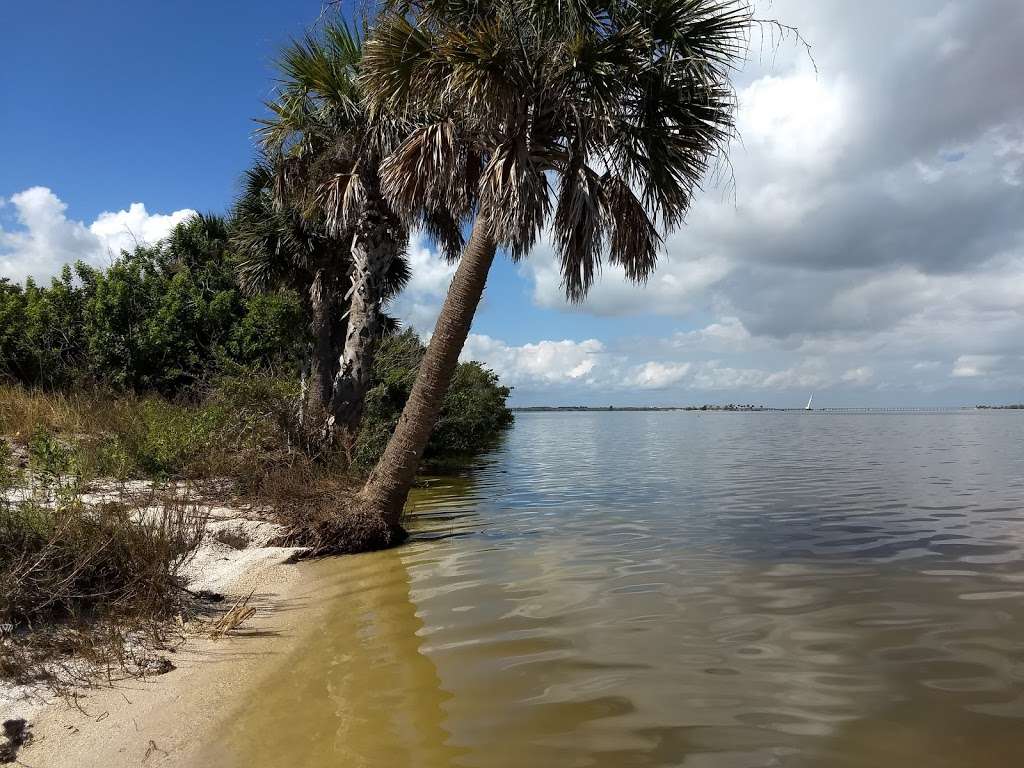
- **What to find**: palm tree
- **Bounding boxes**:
[232,161,350,441]
[357,0,751,527]
[232,160,411,448]
[259,21,457,447]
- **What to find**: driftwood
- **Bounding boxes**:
[208,590,256,640]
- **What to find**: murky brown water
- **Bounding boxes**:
[202,412,1024,767]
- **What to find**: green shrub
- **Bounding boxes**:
[28,427,77,480]
[0,216,307,394]
[0,440,16,490]
[352,330,513,470]
[127,401,229,477]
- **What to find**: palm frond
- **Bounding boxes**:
[479,137,551,259]
[421,207,466,262]
[554,162,604,302]
[380,121,475,220]
[601,174,661,283]
[360,15,436,114]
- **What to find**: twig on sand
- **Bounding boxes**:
[208,591,257,640]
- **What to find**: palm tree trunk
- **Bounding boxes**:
[358,220,498,528]
[330,192,394,445]
[303,284,336,447]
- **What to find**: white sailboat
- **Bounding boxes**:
[805,394,814,411]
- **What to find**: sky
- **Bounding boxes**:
[2,1,1023,407]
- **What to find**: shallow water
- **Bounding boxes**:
[205,411,1024,767]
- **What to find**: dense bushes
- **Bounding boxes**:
[0,216,306,393]
[0,214,512,473]
[353,330,513,470]
[1,212,512,478]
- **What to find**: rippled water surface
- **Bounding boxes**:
[207,411,1024,767]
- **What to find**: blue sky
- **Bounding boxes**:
[3,1,1024,407]
[0,2,661,361]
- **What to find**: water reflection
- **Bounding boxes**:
[202,549,465,767]
[204,412,1024,767]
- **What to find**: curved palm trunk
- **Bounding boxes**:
[330,185,396,445]
[358,221,498,528]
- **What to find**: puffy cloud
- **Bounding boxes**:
[0,187,194,284]
[841,367,874,386]
[738,73,851,172]
[388,231,458,332]
[461,335,606,387]
[952,355,1001,378]
[671,317,753,352]
[89,202,195,257]
[629,362,691,390]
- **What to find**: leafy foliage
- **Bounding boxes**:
[352,329,513,469]
[364,0,749,300]
[0,215,306,393]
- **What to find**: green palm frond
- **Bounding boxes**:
[554,162,604,302]
[365,0,751,299]
[360,15,437,114]
[601,174,661,283]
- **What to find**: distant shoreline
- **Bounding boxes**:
[511,405,1020,413]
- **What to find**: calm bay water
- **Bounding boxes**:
[206,411,1024,767]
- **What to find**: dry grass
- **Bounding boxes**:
[0,385,124,440]
[0,380,301,489]
[0,468,207,688]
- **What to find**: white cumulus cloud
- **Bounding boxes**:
[462,335,606,387]
[0,187,195,284]
[629,362,692,390]
[388,230,458,332]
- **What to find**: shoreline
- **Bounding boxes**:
[2,504,321,767]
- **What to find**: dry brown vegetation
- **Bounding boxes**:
[0,475,208,689]
[0,383,390,689]
[0,380,302,489]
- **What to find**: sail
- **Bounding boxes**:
[805,394,813,410]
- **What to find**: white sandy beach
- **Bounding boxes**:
[1,505,323,768]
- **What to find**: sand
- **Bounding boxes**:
[1,506,325,768]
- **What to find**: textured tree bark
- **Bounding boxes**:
[302,280,337,449]
[358,220,498,528]
[330,181,397,447]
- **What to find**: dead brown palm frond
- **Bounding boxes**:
[380,120,476,220]
[479,137,550,259]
